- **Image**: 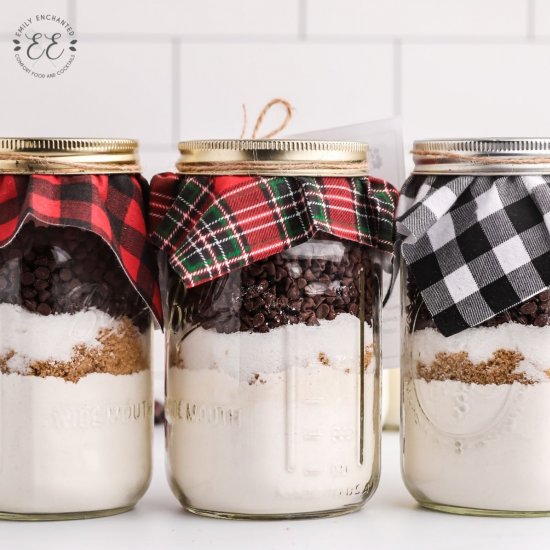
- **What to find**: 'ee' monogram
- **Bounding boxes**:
[25,32,64,61]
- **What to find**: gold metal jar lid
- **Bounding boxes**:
[176,139,369,176]
[412,138,550,175]
[0,138,140,174]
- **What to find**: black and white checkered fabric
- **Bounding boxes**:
[397,174,550,336]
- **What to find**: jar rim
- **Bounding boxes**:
[412,138,550,175]
[176,139,369,176]
[0,137,140,174]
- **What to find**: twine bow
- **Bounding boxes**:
[240,98,294,139]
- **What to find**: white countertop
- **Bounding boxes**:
[2,428,550,550]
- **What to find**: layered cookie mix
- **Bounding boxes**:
[404,278,550,512]
[167,240,378,516]
[0,223,152,515]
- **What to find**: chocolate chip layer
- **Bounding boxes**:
[176,240,377,334]
[0,223,149,329]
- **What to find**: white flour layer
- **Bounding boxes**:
[177,313,371,382]
[167,314,378,515]
[0,370,153,514]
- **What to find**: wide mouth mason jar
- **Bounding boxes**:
[149,139,399,519]
[400,138,550,517]
[0,138,160,520]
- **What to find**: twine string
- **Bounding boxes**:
[252,98,293,139]
[0,151,141,172]
[411,149,550,165]
[176,159,370,174]
[239,104,248,140]
[240,98,294,140]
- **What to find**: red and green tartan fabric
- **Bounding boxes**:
[0,173,162,323]
[149,172,399,288]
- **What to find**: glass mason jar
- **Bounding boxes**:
[401,138,550,516]
[0,138,156,520]
[153,140,398,519]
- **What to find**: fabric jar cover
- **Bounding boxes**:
[398,173,550,336]
[0,173,162,323]
[148,173,399,288]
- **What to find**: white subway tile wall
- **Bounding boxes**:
[1,0,547,394]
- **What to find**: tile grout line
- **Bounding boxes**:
[67,0,77,30]
[298,0,307,40]
[393,39,402,117]
[527,0,536,40]
[171,38,181,144]
[0,34,548,44]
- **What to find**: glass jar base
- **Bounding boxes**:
[419,500,550,518]
[0,505,134,522]
[185,503,364,521]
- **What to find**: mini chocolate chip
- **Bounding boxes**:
[23,299,37,312]
[300,310,313,322]
[287,285,300,300]
[34,266,50,280]
[306,313,319,326]
[23,251,36,262]
[520,301,538,316]
[296,277,307,289]
[253,313,265,328]
[274,267,287,282]
[37,302,52,316]
[264,262,276,278]
[535,314,549,327]
[59,268,72,282]
[21,271,35,286]
[21,287,36,299]
[259,280,269,291]
[316,303,330,320]
[248,263,264,277]
[33,279,49,290]
[252,296,265,309]
[38,290,51,302]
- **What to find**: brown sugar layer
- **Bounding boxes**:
[416,349,535,385]
[0,317,148,383]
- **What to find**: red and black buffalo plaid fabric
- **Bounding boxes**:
[149,172,399,288]
[0,173,162,323]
